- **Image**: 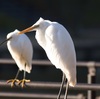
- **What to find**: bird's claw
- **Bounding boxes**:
[18,79,30,88]
[7,79,19,87]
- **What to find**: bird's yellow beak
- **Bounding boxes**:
[18,25,39,34]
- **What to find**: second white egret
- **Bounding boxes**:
[0,29,33,87]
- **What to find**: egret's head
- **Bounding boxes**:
[0,29,20,46]
[7,29,19,39]
[18,17,50,34]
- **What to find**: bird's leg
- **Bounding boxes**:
[64,81,69,99]
[18,71,30,88]
[57,72,66,99]
[7,69,20,87]
[18,64,30,88]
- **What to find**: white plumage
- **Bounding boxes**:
[7,29,33,73]
[4,29,33,87]
[34,18,76,86]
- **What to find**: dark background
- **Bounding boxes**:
[0,0,100,97]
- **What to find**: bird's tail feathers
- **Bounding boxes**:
[25,64,32,73]
[69,78,76,87]
[69,77,76,87]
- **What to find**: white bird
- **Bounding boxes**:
[0,29,33,87]
[18,17,76,98]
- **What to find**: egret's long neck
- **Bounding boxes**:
[35,30,46,49]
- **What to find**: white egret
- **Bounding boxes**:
[0,29,33,87]
[18,17,76,98]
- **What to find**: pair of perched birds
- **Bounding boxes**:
[0,17,76,99]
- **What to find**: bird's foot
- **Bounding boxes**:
[7,79,19,87]
[18,79,30,88]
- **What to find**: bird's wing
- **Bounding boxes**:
[45,24,76,86]
[45,24,76,69]
[19,34,33,73]
[7,34,33,73]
